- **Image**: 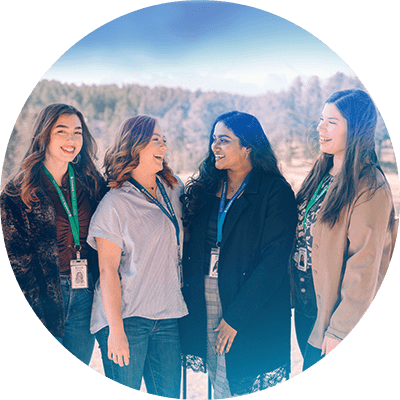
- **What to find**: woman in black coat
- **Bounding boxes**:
[179,111,297,397]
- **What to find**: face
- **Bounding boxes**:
[45,114,83,168]
[211,122,251,171]
[137,124,167,173]
[317,103,348,159]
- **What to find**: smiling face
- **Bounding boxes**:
[211,122,251,172]
[137,123,167,174]
[44,113,83,169]
[317,103,348,160]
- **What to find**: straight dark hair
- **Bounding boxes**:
[297,89,394,228]
[182,111,283,224]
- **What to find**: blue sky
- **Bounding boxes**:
[42,1,354,96]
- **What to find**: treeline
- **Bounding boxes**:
[3,72,395,182]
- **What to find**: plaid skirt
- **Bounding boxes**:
[205,276,232,399]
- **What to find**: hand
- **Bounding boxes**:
[214,318,237,356]
[107,329,130,367]
[321,335,341,356]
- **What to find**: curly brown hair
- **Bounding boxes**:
[104,115,178,188]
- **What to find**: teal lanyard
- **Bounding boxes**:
[303,175,333,229]
[43,163,80,247]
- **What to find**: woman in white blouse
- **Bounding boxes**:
[87,115,187,397]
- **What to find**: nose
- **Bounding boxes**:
[66,131,77,142]
[317,120,326,133]
[211,139,219,151]
[160,141,167,151]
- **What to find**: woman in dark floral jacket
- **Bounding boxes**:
[1,103,106,364]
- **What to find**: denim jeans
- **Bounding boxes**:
[96,317,181,398]
[55,274,95,365]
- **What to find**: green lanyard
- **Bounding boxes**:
[43,163,80,248]
[303,175,332,229]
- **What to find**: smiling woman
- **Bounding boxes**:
[0,103,106,364]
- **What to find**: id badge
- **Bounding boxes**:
[208,247,220,278]
[295,248,307,272]
[70,259,88,289]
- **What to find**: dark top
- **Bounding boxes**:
[292,174,334,319]
[42,171,96,275]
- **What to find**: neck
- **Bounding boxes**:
[130,168,157,190]
[330,155,343,176]
[43,160,69,186]
[226,164,252,188]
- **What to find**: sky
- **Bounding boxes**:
[42,1,354,96]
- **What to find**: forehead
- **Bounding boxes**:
[152,123,163,136]
[322,103,345,120]
[53,113,82,127]
[213,121,236,137]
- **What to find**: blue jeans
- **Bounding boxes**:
[55,274,95,365]
[96,317,181,398]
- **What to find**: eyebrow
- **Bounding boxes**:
[320,115,340,121]
[55,124,82,130]
[213,134,231,139]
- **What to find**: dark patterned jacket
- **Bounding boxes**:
[0,174,105,337]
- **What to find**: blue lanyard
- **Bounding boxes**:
[128,176,180,246]
[217,172,251,244]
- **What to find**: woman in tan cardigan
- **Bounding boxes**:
[292,89,396,370]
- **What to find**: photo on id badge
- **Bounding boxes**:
[70,259,88,289]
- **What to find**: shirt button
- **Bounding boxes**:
[317,294,321,299]
[314,244,319,249]
[301,288,306,293]
[300,277,305,282]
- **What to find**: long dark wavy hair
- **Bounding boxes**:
[297,89,395,228]
[4,103,104,209]
[182,111,284,224]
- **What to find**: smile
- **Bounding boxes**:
[154,155,164,161]
[319,137,332,143]
[214,154,225,161]
[61,146,75,154]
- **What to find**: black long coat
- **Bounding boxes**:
[179,170,297,394]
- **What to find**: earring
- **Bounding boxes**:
[72,154,81,164]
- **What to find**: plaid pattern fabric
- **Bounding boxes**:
[205,276,232,399]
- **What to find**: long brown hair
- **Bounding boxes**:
[297,89,395,228]
[104,115,178,188]
[4,103,103,209]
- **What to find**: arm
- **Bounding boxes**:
[96,237,130,367]
[325,186,393,343]
[0,194,44,321]
[223,180,297,332]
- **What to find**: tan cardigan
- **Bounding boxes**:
[308,171,395,348]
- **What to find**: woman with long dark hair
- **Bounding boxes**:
[1,103,106,364]
[87,115,187,397]
[292,89,396,370]
[179,111,297,397]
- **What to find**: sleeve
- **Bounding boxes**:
[87,192,124,251]
[0,193,45,321]
[325,186,393,341]
[223,179,297,331]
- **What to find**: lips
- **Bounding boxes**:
[61,146,75,154]
[214,154,225,161]
[319,137,332,143]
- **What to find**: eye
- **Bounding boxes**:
[74,130,83,135]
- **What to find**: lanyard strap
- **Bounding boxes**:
[303,174,333,229]
[128,176,180,246]
[43,163,80,247]
[217,172,252,244]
